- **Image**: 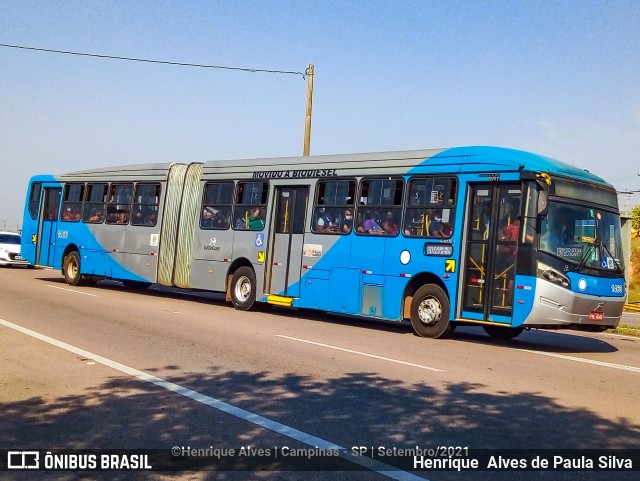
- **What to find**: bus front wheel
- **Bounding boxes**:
[230,267,256,311]
[410,284,451,338]
[63,251,82,286]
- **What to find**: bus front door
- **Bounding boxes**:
[37,187,62,267]
[268,186,309,297]
[461,184,522,323]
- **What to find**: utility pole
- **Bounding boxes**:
[303,64,314,156]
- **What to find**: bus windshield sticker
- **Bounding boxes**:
[424,243,453,257]
[303,244,322,257]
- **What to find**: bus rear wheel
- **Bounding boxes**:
[63,251,82,286]
[483,325,524,340]
[230,267,256,311]
[410,284,451,338]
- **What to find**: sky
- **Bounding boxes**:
[1,0,639,230]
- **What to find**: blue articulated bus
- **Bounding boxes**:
[21,146,627,339]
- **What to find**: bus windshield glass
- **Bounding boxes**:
[539,201,624,272]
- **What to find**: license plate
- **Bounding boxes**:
[589,311,604,321]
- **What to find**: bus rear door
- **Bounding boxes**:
[268,186,309,297]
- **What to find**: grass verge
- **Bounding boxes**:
[605,324,640,336]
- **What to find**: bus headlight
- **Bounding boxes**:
[537,262,570,289]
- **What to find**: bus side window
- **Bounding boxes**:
[106,183,133,225]
[356,177,403,236]
[201,182,233,230]
[131,183,161,227]
[312,179,356,235]
[60,183,84,222]
[233,181,268,231]
[82,183,107,224]
[403,177,456,238]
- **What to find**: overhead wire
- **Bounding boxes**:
[0,43,307,79]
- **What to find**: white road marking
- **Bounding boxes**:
[0,318,427,481]
[277,335,443,372]
[46,284,98,297]
[516,348,640,373]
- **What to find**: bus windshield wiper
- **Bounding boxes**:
[599,238,624,275]
[576,239,597,272]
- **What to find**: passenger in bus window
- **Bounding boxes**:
[382,211,399,235]
[247,207,265,230]
[316,209,338,233]
[88,208,103,223]
[145,210,158,226]
[201,207,215,228]
[133,207,145,224]
[428,210,447,237]
[363,211,384,234]
[62,206,80,222]
[340,209,353,234]
[117,211,129,224]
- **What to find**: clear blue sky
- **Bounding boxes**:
[1,0,639,229]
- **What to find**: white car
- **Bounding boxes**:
[0,231,30,267]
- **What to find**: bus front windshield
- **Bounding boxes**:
[539,201,624,272]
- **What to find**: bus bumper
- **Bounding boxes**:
[526,280,624,330]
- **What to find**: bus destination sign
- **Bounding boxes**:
[424,243,454,257]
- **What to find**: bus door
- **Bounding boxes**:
[268,186,309,297]
[461,184,522,323]
[37,187,62,266]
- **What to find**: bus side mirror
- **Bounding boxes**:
[537,190,548,216]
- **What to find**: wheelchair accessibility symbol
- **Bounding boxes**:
[255,233,264,247]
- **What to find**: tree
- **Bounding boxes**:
[633,204,640,231]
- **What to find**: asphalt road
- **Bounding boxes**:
[1,266,639,481]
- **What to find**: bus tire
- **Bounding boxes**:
[63,251,83,286]
[410,284,451,338]
[230,267,256,311]
[483,325,524,340]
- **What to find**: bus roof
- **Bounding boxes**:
[41,146,609,185]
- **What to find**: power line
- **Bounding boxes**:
[0,43,307,79]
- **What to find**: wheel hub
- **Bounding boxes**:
[235,275,251,302]
[417,296,441,325]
